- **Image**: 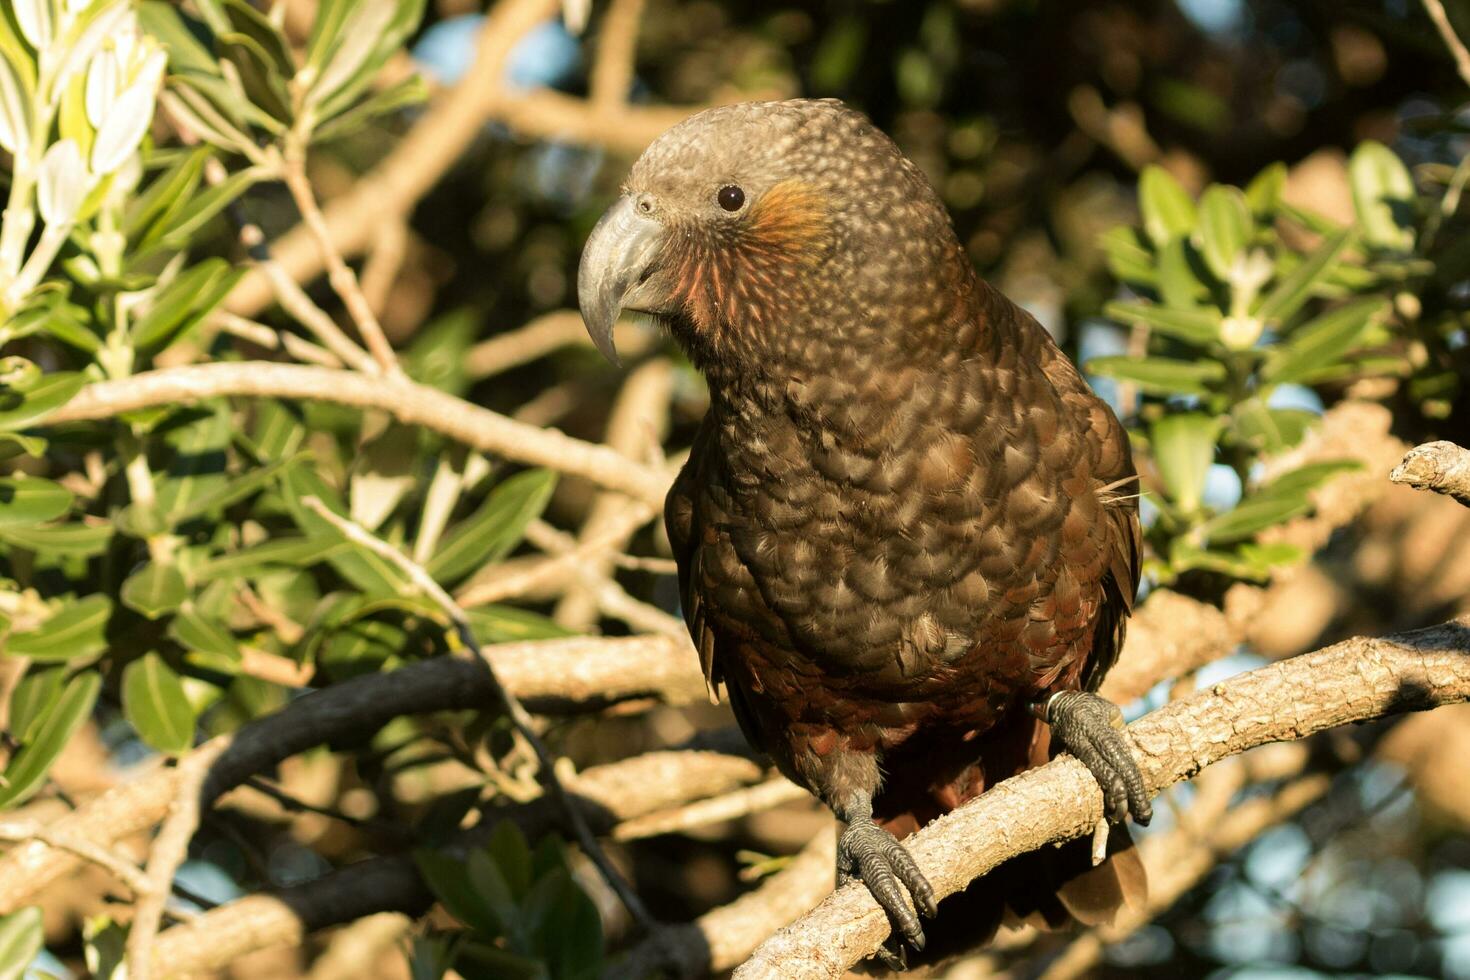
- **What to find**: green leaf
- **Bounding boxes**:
[1098,225,1156,288]
[9,666,65,742]
[1197,185,1252,282]
[487,820,533,900]
[0,907,43,980]
[193,535,330,578]
[312,72,428,144]
[1244,162,1287,220]
[0,672,101,809]
[168,606,241,673]
[317,616,406,679]
[146,165,265,254]
[282,465,414,596]
[132,259,244,355]
[222,0,296,77]
[1084,356,1226,397]
[0,477,72,526]
[1262,296,1388,385]
[219,31,294,122]
[122,652,197,753]
[154,408,232,521]
[0,372,85,432]
[1230,400,1318,453]
[466,848,519,938]
[173,454,297,522]
[467,606,576,644]
[0,521,114,558]
[1156,237,1211,308]
[1349,140,1416,252]
[427,470,558,585]
[1263,460,1362,498]
[1138,165,1196,247]
[1255,229,1354,326]
[1150,413,1221,513]
[415,850,505,935]
[7,594,112,662]
[125,146,209,244]
[1103,300,1221,346]
[1199,493,1313,545]
[139,2,223,77]
[121,562,188,620]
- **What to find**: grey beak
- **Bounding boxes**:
[577,195,665,366]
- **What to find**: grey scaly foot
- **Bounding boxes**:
[836,804,938,961]
[1035,690,1152,826]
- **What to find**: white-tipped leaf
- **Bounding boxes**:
[90,78,155,174]
[0,54,29,157]
[308,0,395,105]
[14,0,55,52]
[37,138,87,225]
[84,47,118,126]
[53,1,133,91]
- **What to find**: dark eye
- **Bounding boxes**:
[717,185,745,211]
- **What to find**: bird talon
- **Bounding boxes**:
[1037,690,1153,827]
[839,820,934,957]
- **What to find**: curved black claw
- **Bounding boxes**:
[838,820,938,957]
[1040,690,1152,826]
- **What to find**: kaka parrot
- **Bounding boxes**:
[578,98,1150,961]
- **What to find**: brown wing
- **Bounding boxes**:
[665,419,722,701]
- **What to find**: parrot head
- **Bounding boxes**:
[577,98,967,372]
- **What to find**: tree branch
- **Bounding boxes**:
[46,362,672,507]
[735,615,1470,979]
[1390,440,1470,508]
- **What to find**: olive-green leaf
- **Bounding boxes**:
[1150,413,1222,513]
[0,906,43,980]
[0,672,101,809]
[122,652,197,753]
[1263,459,1363,498]
[1263,296,1387,385]
[0,372,84,432]
[1349,140,1416,253]
[168,606,241,673]
[1255,229,1354,326]
[1098,225,1156,287]
[1104,300,1221,346]
[1199,493,1313,545]
[1084,356,1226,397]
[1156,237,1211,309]
[1244,162,1286,220]
[427,469,558,585]
[1139,165,1196,247]
[0,477,72,526]
[7,594,112,662]
[8,666,64,742]
[415,849,505,935]
[282,464,413,595]
[0,521,114,557]
[121,563,189,620]
[1197,185,1252,282]
[194,535,333,578]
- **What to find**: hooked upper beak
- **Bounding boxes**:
[577,195,666,366]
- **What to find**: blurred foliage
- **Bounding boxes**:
[0,0,1468,977]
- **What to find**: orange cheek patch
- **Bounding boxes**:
[745,180,831,261]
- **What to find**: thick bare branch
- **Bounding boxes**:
[1391,440,1470,508]
[736,615,1470,978]
[46,362,672,507]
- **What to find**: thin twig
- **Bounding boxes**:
[1423,0,1470,88]
[0,821,157,901]
[299,497,657,933]
[47,362,674,507]
[126,740,230,980]
[280,151,402,376]
[590,0,647,109]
